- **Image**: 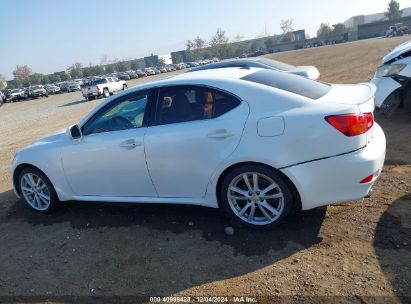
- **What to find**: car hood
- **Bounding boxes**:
[289,66,320,80]
[32,128,68,145]
[383,40,411,63]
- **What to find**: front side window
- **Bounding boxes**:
[82,91,149,135]
[156,86,241,125]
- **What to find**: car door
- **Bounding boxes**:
[61,89,157,197]
[144,85,249,198]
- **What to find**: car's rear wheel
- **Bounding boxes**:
[103,88,109,98]
[122,84,127,91]
[19,167,59,213]
[220,164,294,229]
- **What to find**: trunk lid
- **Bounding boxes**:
[318,82,376,145]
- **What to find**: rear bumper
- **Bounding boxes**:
[370,76,402,108]
[281,123,386,210]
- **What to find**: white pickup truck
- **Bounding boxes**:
[81,77,127,100]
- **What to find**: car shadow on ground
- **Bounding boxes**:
[59,99,89,107]
[0,189,325,295]
[374,193,411,297]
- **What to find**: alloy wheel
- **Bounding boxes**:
[20,173,51,211]
[227,172,284,225]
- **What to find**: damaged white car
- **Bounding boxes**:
[371,40,411,117]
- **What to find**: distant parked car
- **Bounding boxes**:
[45,84,61,95]
[188,57,321,80]
[126,70,138,79]
[151,67,161,74]
[171,64,183,70]
[386,24,403,37]
[117,72,131,80]
[81,76,127,100]
[0,91,5,106]
[136,70,147,77]
[157,66,168,73]
[5,89,27,102]
[66,82,80,92]
[28,85,48,98]
[143,68,155,76]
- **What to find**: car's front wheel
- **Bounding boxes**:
[220,164,294,229]
[19,167,59,213]
[122,84,128,91]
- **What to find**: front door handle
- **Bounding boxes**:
[119,139,142,149]
[207,129,235,139]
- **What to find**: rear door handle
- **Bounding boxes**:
[119,139,142,149]
[207,129,235,139]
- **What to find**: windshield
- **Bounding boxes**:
[241,69,330,100]
[31,85,43,90]
[256,58,296,71]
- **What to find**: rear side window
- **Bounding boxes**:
[155,86,240,125]
[241,69,330,99]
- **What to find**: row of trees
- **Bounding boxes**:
[6,57,149,88]
[2,0,405,89]
[183,20,296,62]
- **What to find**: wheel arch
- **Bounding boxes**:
[13,163,47,196]
[215,161,302,211]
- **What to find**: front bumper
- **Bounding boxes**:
[370,76,402,108]
[281,123,386,210]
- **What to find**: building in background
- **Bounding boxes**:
[158,54,172,65]
[358,15,411,39]
[344,7,411,31]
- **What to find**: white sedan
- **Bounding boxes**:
[10,67,386,229]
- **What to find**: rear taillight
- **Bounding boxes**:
[360,171,379,183]
[325,113,373,136]
[96,85,100,91]
[316,74,321,80]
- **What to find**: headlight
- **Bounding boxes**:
[375,63,406,77]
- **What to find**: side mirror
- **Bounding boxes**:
[69,125,82,141]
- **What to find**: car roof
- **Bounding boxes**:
[187,58,265,71]
[171,66,258,81]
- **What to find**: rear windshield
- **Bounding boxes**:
[92,79,107,85]
[256,58,295,71]
[241,69,330,100]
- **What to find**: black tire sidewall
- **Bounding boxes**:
[18,167,59,213]
[219,164,294,229]
[403,86,411,115]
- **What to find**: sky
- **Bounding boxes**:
[0,0,410,80]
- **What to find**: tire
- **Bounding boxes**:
[403,85,411,116]
[380,90,402,118]
[18,167,60,213]
[219,164,294,229]
[87,96,94,101]
[122,84,128,91]
[103,88,109,98]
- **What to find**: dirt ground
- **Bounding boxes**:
[0,36,410,303]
